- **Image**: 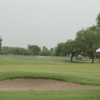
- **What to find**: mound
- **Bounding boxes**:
[0,78,100,90]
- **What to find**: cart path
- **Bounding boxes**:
[0,78,100,90]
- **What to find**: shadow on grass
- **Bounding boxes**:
[65,60,99,64]
[65,60,92,64]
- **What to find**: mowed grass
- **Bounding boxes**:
[0,55,100,85]
[0,89,100,100]
[0,55,100,100]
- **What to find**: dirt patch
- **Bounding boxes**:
[0,78,100,90]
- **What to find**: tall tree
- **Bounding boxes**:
[62,40,76,62]
[55,42,64,56]
[75,26,100,63]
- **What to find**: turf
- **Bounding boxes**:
[0,55,100,100]
[0,89,100,100]
[0,56,100,85]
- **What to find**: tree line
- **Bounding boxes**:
[0,13,100,63]
[0,45,55,56]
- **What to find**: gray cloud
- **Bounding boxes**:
[0,0,100,49]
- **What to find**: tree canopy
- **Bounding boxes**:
[55,42,64,56]
[96,12,100,27]
[62,40,75,61]
[27,45,41,55]
[75,26,100,63]
[2,46,33,55]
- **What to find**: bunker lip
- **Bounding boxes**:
[0,78,100,90]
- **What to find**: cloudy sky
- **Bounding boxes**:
[0,0,100,49]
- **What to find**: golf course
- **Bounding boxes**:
[0,55,100,100]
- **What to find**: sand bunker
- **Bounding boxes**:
[0,78,100,90]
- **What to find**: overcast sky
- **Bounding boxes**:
[0,0,100,49]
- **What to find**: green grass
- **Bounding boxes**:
[0,89,100,100]
[0,55,100,100]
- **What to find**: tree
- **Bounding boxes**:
[39,49,54,56]
[55,42,64,56]
[50,48,54,52]
[27,45,41,55]
[0,36,2,53]
[62,40,76,62]
[2,46,33,55]
[75,26,100,63]
[96,12,100,27]
[42,46,48,50]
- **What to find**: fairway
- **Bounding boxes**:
[0,55,100,100]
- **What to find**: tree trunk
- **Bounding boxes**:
[91,53,94,63]
[70,53,74,62]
